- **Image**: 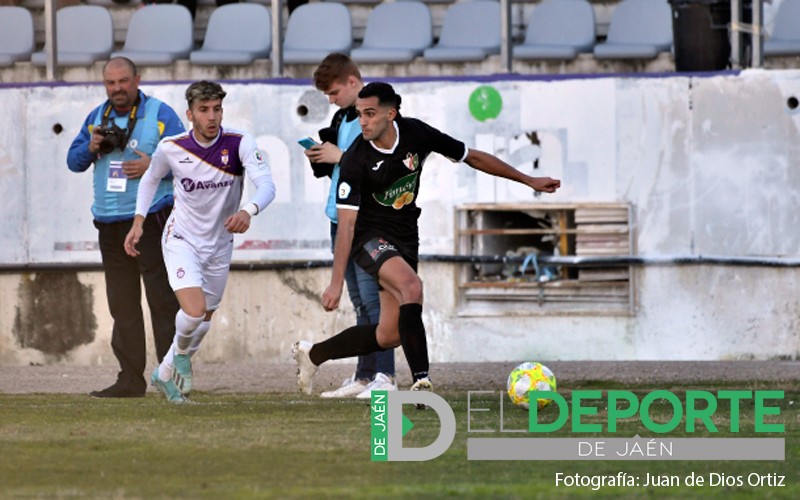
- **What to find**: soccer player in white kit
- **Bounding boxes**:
[124,81,276,403]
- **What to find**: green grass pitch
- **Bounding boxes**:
[1,384,798,499]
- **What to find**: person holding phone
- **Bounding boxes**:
[298,137,320,150]
[300,53,397,399]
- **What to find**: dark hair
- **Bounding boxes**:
[102,56,137,78]
[313,53,362,91]
[358,82,402,113]
[185,80,227,109]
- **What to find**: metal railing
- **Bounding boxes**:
[731,0,764,69]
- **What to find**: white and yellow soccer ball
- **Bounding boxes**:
[506,362,557,409]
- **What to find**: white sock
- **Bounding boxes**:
[158,310,204,381]
[174,310,204,354]
[188,321,211,358]
[158,347,175,381]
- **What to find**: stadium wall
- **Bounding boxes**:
[1,70,799,366]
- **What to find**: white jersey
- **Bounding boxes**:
[136,126,276,251]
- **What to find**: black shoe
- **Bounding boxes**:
[89,384,145,398]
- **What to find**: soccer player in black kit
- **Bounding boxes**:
[293,82,561,397]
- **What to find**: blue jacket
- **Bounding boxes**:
[309,106,361,223]
[67,91,185,223]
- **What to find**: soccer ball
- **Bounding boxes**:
[506,362,557,409]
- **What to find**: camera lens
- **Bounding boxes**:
[99,133,117,154]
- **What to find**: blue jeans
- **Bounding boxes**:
[331,223,395,379]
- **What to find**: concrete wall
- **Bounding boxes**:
[1,70,799,366]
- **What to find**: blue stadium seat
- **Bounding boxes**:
[593,0,672,59]
[31,6,114,67]
[0,7,34,67]
[283,3,352,64]
[350,1,433,63]
[514,0,596,60]
[423,0,501,62]
[190,4,271,65]
[112,5,194,66]
[765,0,800,56]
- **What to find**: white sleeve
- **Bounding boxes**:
[135,141,171,217]
[239,132,276,215]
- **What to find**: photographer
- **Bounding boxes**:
[67,57,184,398]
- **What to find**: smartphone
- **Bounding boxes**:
[297,137,320,149]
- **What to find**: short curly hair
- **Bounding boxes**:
[185,80,227,109]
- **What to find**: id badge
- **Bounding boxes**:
[107,160,127,192]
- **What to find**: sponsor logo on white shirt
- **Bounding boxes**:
[180,178,236,192]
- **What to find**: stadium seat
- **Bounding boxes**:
[423,0,501,62]
[112,5,194,66]
[765,0,800,56]
[0,7,34,67]
[190,3,271,65]
[350,1,432,63]
[514,0,596,60]
[593,0,672,59]
[321,0,380,4]
[30,6,114,67]
[283,3,352,64]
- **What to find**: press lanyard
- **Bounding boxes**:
[101,95,141,148]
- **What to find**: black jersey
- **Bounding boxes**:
[337,116,467,255]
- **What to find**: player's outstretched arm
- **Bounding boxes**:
[322,208,357,312]
[465,148,560,193]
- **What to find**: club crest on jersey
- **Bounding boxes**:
[176,268,185,279]
[221,149,230,166]
[403,153,419,171]
[373,171,418,210]
[255,150,264,163]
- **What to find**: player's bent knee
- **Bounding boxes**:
[378,339,401,350]
[401,277,423,304]
[376,329,400,349]
[176,309,205,336]
[180,306,206,319]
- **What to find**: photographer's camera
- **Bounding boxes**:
[97,124,127,154]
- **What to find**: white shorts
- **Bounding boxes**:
[162,235,233,312]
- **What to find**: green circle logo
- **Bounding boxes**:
[469,85,503,122]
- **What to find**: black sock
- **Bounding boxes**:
[309,324,382,366]
[398,303,429,382]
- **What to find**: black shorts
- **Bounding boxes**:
[352,236,418,279]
